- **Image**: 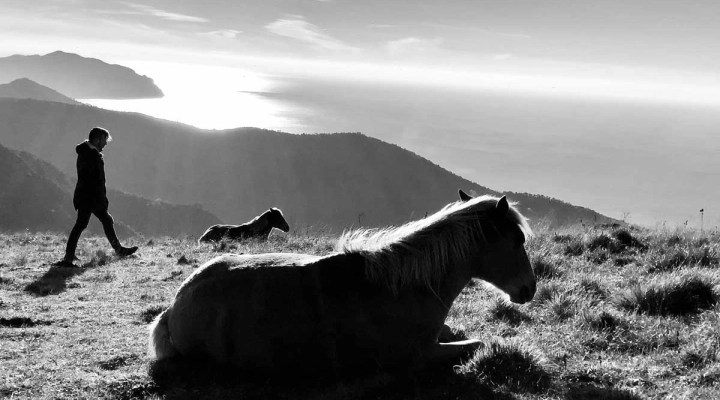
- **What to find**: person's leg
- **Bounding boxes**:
[64,209,92,261]
[93,208,138,256]
[92,208,121,249]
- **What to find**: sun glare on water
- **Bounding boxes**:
[81,61,307,131]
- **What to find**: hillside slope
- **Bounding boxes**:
[0,141,220,237]
[0,51,163,99]
[0,98,613,231]
[0,78,81,105]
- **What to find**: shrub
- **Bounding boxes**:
[613,229,647,250]
[617,275,718,316]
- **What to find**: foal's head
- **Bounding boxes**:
[460,190,536,304]
[267,208,290,232]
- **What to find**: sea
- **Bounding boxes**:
[82,61,720,230]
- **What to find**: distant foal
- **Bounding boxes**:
[198,208,289,243]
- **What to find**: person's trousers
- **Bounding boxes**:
[65,207,121,258]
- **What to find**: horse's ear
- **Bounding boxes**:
[459,189,473,202]
[494,196,509,218]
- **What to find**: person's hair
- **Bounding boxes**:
[88,127,112,143]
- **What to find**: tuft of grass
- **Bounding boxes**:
[140,305,167,324]
[177,255,197,265]
[98,354,141,371]
[548,292,576,321]
[666,235,683,246]
[162,270,184,281]
[83,250,111,268]
[564,241,585,257]
[104,376,162,400]
[535,282,560,303]
[582,310,630,334]
[532,255,562,280]
[458,339,551,393]
[578,276,607,299]
[487,299,531,325]
[587,234,614,252]
[85,271,116,283]
[552,233,574,243]
[681,348,717,370]
[613,229,647,251]
[617,275,718,316]
[13,254,28,266]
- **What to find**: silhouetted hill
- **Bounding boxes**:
[0,98,613,232]
[0,51,163,99]
[0,141,220,237]
[0,78,80,105]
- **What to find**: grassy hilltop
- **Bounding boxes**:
[0,224,719,400]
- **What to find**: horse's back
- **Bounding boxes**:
[198,224,238,242]
[166,252,446,372]
[167,253,333,366]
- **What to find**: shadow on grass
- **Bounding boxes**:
[146,357,521,400]
[563,383,644,400]
[0,317,53,328]
[23,257,109,296]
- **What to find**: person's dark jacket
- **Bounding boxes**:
[73,140,108,210]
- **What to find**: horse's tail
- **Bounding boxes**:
[148,308,179,360]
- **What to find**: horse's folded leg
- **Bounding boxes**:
[428,339,483,364]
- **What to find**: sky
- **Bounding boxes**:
[2,0,720,105]
[2,0,720,228]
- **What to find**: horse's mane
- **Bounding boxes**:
[246,208,276,225]
[336,195,531,293]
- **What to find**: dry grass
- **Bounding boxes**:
[0,226,719,399]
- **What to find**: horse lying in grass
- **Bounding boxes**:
[198,208,290,243]
[151,190,535,376]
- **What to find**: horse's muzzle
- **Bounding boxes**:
[513,281,536,304]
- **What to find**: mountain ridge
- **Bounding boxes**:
[0,78,81,105]
[0,51,163,99]
[0,98,615,232]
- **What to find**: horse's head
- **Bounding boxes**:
[460,190,536,304]
[268,208,290,232]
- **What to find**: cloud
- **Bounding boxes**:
[265,16,356,52]
[386,37,443,56]
[198,30,242,39]
[116,2,209,23]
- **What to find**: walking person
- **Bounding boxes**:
[55,127,137,266]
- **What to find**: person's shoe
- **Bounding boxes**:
[115,246,138,257]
